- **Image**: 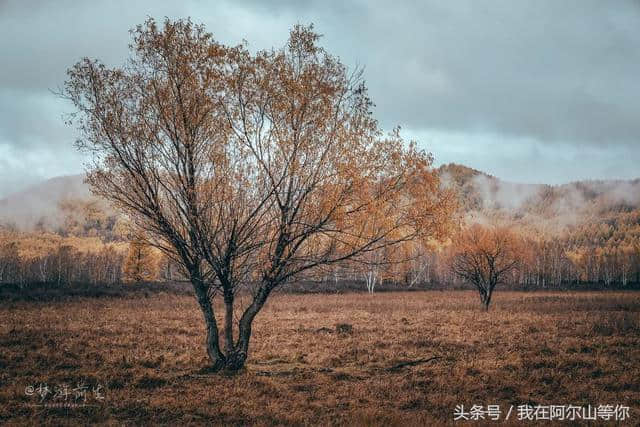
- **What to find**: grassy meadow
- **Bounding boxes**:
[0,289,639,425]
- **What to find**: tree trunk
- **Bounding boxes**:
[223,290,234,355]
[190,276,277,373]
[193,284,225,371]
[483,293,491,311]
[478,286,493,311]
[230,283,273,371]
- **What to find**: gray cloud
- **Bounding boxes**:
[255,0,640,145]
[407,129,640,185]
[0,0,639,197]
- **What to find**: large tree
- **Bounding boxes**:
[63,18,455,371]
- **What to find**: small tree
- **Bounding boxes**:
[448,224,522,310]
[123,240,157,283]
[63,18,455,371]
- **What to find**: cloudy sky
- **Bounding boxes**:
[1,0,639,197]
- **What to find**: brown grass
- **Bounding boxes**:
[0,290,638,425]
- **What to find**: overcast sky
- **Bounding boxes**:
[1,0,639,197]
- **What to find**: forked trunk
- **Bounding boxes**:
[481,286,494,311]
[192,279,274,373]
[478,289,490,311]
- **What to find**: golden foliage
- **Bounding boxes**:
[447,224,525,308]
[122,239,159,283]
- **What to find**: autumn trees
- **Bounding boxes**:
[0,241,20,284]
[122,240,158,283]
[62,18,454,371]
[448,224,524,310]
[0,230,125,287]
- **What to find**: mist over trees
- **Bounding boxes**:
[2,165,639,292]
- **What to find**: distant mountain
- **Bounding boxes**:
[0,174,89,229]
[1,166,639,235]
[438,163,546,212]
[439,163,640,213]
[438,163,640,237]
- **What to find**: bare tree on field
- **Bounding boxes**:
[62,18,455,372]
[448,224,522,310]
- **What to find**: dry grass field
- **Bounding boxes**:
[0,290,639,425]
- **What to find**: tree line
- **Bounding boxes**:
[2,222,638,290]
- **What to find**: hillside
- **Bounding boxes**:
[2,166,639,237]
[438,163,640,229]
[0,165,638,288]
[0,174,88,230]
[438,164,640,287]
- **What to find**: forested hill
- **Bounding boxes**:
[439,163,640,226]
[1,165,638,288]
[0,174,88,230]
[2,165,639,245]
[438,163,640,279]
